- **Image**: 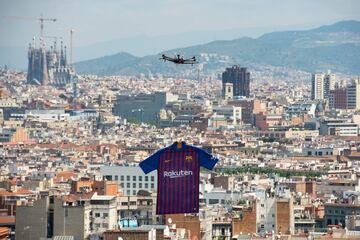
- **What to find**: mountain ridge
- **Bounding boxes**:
[74,20,360,76]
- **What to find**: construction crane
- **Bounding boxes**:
[3,14,57,38]
[43,36,63,41]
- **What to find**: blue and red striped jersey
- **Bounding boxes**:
[139,141,219,215]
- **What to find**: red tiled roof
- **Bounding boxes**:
[0,217,15,224]
[14,188,33,195]
[54,171,78,183]
[0,190,14,196]
[0,227,10,235]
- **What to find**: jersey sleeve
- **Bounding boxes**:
[197,147,219,170]
[139,149,162,174]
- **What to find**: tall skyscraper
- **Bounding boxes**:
[222,65,250,97]
[311,71,335,100]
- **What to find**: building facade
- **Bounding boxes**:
[101,166,157,196]
[222,83,234,99]
[112,92,177,123]
[347,79,360,110]
[311,72,335,100]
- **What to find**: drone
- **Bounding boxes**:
[160,54,198,65]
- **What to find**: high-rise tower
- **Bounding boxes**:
[222,65,250,97]
[311,71,335,100]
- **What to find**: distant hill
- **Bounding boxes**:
[0,26,278,70]
[75,20,360,76]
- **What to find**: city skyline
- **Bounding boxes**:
[1,1,360,239]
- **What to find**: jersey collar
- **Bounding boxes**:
[171,141,187,151]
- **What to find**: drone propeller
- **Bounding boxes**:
[159,54,167,61]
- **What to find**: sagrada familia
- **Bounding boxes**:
[26,38,74,86]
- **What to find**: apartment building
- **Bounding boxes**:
[101,165,157,196]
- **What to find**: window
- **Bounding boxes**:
[327,219,332,225]
[151,183,154,189]
[121,175,124,181]
[95,213,101,217]
[261,214,264,219]
[133,190,136,195]
[115,175,118,181]
[103,213,108,218]
[133,183,136,188]
[127,183,130,188]
[145,183,148,188]
[139,183,142,188]
[272,214,275,218]
[260,224,264,229]
[102,223,108,228]
[120,183,124,188]
[145,176,149,181]
[133,176,136,181]
[151,176,155,182]
[127,176,130,181]
[139,176,142,181]
[261,204,264,207]
[127,190,130,195]
[209,199,219,204]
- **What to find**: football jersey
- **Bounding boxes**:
[139,141,219,215]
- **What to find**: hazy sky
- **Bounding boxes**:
[0,0,359,47]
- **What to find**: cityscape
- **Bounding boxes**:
[1,0,360,240]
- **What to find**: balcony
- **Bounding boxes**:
[294,218,316,224]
